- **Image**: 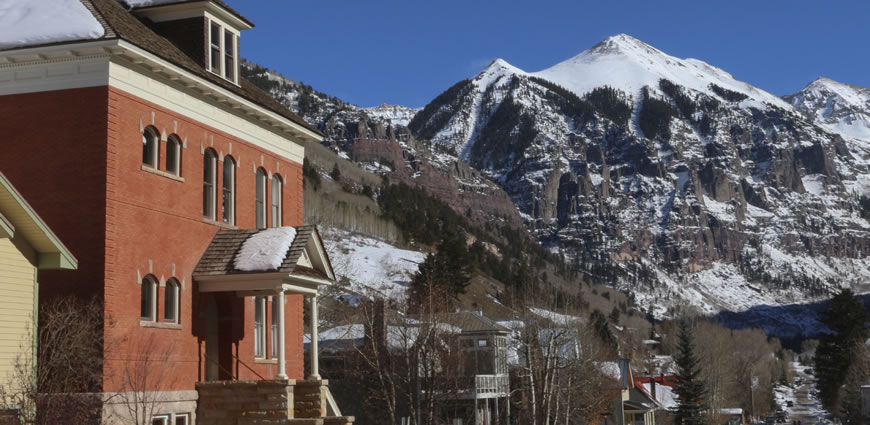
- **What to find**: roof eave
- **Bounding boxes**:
[113,39,322,142]
[0,172,78,270]
[128,1,254,29]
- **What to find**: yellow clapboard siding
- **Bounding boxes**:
[0,239,35,381]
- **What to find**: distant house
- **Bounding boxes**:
[0,171,77,413]
[311,310,511,425]
[442,312,511,425]
[601,360,659,425]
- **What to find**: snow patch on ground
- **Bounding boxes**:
[0,0,104,49]
[529,307,585,326]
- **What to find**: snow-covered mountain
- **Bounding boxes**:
[785,77,870,143]
[409,34,870,322]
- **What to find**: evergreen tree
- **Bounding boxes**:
[590,310,617,351]
[408,230,473,305]
[673,321,707,425]
[330,163,341,181]
[609,307,621,324]
[815,289,869,413]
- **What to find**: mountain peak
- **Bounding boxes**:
[587,33,660,57]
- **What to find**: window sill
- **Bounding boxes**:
[254,358,277,364]
[140,320,183,330]
[202,217,237,229]
[141,165,184,183]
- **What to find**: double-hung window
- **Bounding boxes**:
[271,297,279,358]
[254,296,266,358]
[209,22,221,74]
[142,127,159,168]
[203,149,217,219]
[166,136,181,176]
[222,156,235,224]
[164,278,180,324]
[141,275,158,322]
[271,174,282,227]
[255,168,267,229]
[209,21,238,83]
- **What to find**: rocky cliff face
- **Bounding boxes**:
[240,61,526,231]
[408,35,870,317]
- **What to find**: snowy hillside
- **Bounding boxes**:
[534,34,790,109]
[364,104,421,127]
[409,33,870,326]
[322,229,426,301]
[786,77,870,143]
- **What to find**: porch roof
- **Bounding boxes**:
[194,225,333,278]
[193,225,335,294]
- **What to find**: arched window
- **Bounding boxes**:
[141,275,158,321]
[255,167,267,229]
[222,156,235,224]
[271,174,282,227]
[142,127,159,168]
[203,149,217,219]
[166,135,181,176]
[164,278,180,323]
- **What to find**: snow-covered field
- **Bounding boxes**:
[322,229,426,301]
[774,362,828,423]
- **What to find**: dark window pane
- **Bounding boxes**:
[256,169,266,229]
[224,32,234,80]
[210,23,221,72]
[166,139,179,175]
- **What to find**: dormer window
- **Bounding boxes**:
[210,22,221,73]
[224,32,235,81]
[208,21,238,83]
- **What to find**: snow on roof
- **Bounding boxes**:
[234,227,297,272]
[599,361,621,380]
[717,408,744,415]
[118,0,187,7]
[642,381,677,410]
[0,0,105,50]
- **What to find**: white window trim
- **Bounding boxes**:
[174,413,190,425]
[271,296,278,358]
[143,127,159,169]
[203,149,217,220]
[255,168,267,229]
[254,296,266,359]
[207,18,239,85]
[222,156,235,225]
[166,136,182,176]
[271,174,282,227]
[152,415,169,425]
[141,276,158,322]
[164,279,180,324]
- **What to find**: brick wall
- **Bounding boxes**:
[103,86,306,392]
[0,84,308,396]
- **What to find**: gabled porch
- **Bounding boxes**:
[192,225,352,424]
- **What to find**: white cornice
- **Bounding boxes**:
[113,39,321,143]
[0,39,321,156]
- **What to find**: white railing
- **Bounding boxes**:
[474,374,509,397]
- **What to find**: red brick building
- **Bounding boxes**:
[0,0,347,423]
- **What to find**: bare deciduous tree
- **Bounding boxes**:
[0,296,105,425]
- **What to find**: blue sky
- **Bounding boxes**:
[229,1,870,108]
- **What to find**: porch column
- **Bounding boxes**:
[277,290,287,379]
[309,294,320,379]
